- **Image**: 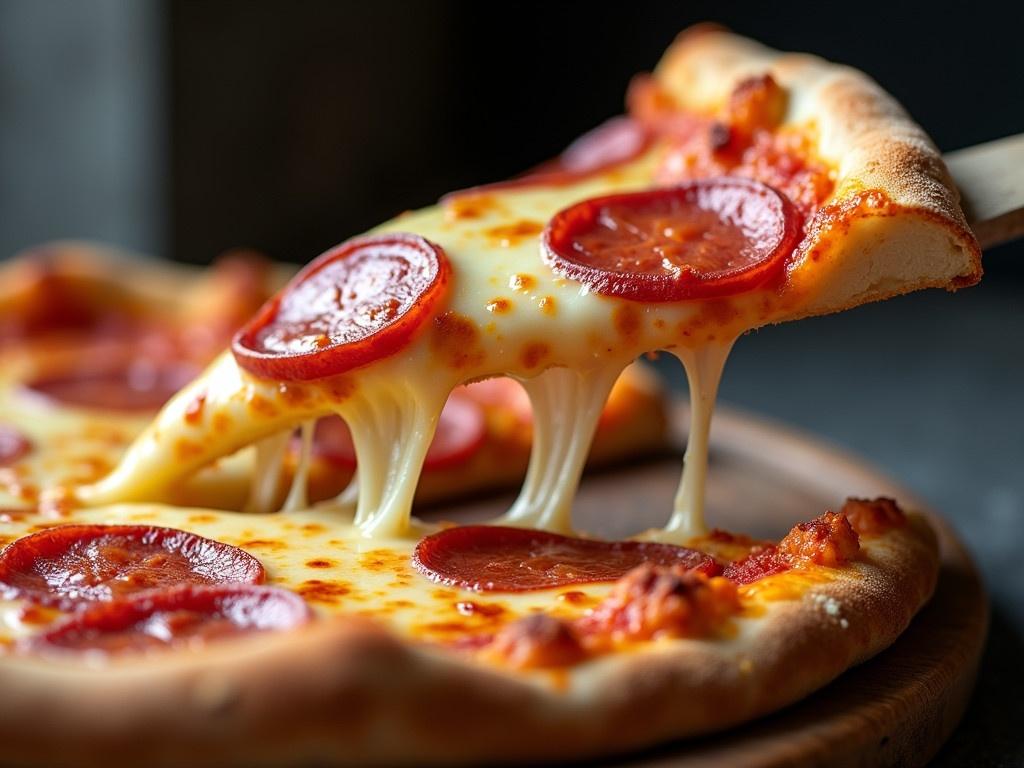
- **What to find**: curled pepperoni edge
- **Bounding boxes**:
[441,116,652,202]
[541,177,802,302]
[412,525,720,593]
[0,524,265,611]
[232,233,450,381]
[25,583,311,655]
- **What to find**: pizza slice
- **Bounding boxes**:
[0,26,983,766]
[74,26,979,539]
[0,242,668,511]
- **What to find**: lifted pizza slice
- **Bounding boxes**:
[75,27,979,543]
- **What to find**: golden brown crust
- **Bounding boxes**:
[0,514,937,767]
[653,28,982,317]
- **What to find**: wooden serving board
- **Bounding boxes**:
[438,404,989,768]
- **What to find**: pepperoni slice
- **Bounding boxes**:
[462,377,532,423]
[233,234,450,381]
[542,177,802,302]
[521,116,651,182]
[28,584,310,655]
[412,526,719,592]
[442,117,650,201]
[0,525,264,610]
[0,425,32,465]
[310,388,486,472]
[24,358,199,412]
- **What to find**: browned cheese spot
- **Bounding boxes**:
[184,392,206,425]
[323,376,356,404]
[174,439,204,461]
[306,558,335,569]
[509,273,537,292]
[613,304,642,344]
[431,312,486,370]
[242,538,287,551]
[485,219,543,247]
[537,296,557,316]
[520,341,551,370]
[188,514,217,524]
[486,298,513,315]
[248,395,279,418]
[278,382,312,408]
[298,579,351,604]
[444,193,499,221]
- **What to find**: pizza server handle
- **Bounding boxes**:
[945,132,1024,250]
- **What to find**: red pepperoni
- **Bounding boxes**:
[526,116,651,180]
[23,358,199,412]
[442,117,650,201]
[0,525,264,610]
[542,177,802,302]
[722,546,789,584]
[233,234,450,381]
[462,377,531,423]
[412,526,719,592]
[28,584,310,655]
[0,425,32,465]
[310,388,486,472]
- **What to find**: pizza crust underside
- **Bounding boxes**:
[0,517,937,767]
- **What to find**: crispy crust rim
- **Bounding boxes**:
[0,515,938,767]
[653,27,982,317]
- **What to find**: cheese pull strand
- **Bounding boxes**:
[282,420,315,512]
[344,387,446,538]
[497,364,622,535]
[245,432,290,514]
[655,340,736,543]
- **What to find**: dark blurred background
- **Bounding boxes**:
[1,1,1021,761]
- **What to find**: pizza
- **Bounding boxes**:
[0,26,980,766]
[0,241,668,511]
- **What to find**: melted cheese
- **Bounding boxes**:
[498,365,622,534]
[70,143,794,542]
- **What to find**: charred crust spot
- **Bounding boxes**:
[842,497,906,537]
[779,511,860,567]
[430,312,486,370]
[520,341,551,370]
